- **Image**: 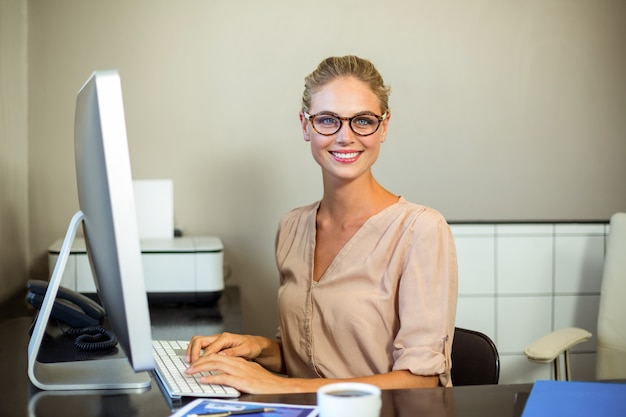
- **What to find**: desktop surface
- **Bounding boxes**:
[1,313,534,417]
[0,317,532,417]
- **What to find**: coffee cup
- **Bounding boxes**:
[317,382,382,417]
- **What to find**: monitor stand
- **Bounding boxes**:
[27,210,152,391]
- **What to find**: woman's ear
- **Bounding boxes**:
[299,112,311,142]
[379,111,391,143]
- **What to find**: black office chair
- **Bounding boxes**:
[451,327,500,386]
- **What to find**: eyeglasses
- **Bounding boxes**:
[303,111,387,137]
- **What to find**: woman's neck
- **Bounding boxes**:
[318,174,398,225]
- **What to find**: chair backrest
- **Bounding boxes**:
[596,212,626,380]
[451,327,500,386]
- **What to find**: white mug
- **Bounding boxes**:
[317,382,382,417]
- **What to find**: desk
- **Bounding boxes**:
[1,316,532,417]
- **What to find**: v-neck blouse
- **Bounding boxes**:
[274,197,458,387]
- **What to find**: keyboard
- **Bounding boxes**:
[152,340,240,399]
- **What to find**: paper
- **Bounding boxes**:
[521,380,626,416]
[133,179,174,239]
[169,398,318,417]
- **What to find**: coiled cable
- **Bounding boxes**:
[66,326,118,352]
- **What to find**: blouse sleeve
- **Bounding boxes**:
[391,207,458,387]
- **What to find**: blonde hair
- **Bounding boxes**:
[301,55,391,114]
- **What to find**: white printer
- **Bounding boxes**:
[48,236,224,305]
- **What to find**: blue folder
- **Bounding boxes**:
[521,380,626,416]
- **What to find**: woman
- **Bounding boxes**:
[185,55,458,394]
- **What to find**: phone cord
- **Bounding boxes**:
[68,326,118,352]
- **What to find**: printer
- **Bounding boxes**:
[48,236,224,305]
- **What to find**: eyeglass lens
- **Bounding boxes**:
[311,114,381,136]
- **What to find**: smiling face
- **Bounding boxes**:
[300,76,390,185]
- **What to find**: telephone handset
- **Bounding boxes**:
[26,280,118,352]
[26,279,105,328]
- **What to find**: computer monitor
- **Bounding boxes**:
[27,70,155,390]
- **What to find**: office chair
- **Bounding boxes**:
[451,327,500,385]
[524,212,626,381]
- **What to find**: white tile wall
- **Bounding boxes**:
[554,225,605,293]
[455,297,495,339]
[450,222,607,384]
[454,226,495,296]
[497,296,553,353]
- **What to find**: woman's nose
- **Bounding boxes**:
[334,121,355,143]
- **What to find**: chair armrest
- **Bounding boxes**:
[524,327,592,363]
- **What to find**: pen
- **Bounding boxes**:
[188,407,275,417]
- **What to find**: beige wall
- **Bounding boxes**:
[24,0,626,337]
[0,0,29,306]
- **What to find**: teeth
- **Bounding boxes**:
[332,152,359,159]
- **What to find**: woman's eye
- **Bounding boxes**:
[317,116,338,126]
[354,116,376,126]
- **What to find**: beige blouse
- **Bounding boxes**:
[275,197,458,387]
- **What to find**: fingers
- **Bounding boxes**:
[187,332,268,364]
[184,354,278,394]
[186,352,244,376]
[185,334,219,362]
[184,354,244,390]
[186,332,246,363]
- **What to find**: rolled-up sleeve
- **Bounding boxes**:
[391,210,458,387]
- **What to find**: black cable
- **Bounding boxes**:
[66,326,118,352]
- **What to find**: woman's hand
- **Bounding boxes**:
[186,332,285,374]
[186,332,266,362]
[184,353,289,394]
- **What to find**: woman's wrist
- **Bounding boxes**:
[252,337,285,373]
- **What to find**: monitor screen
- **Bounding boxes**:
[27,70,155,390]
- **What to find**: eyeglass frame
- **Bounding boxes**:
[303,111,388,137]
